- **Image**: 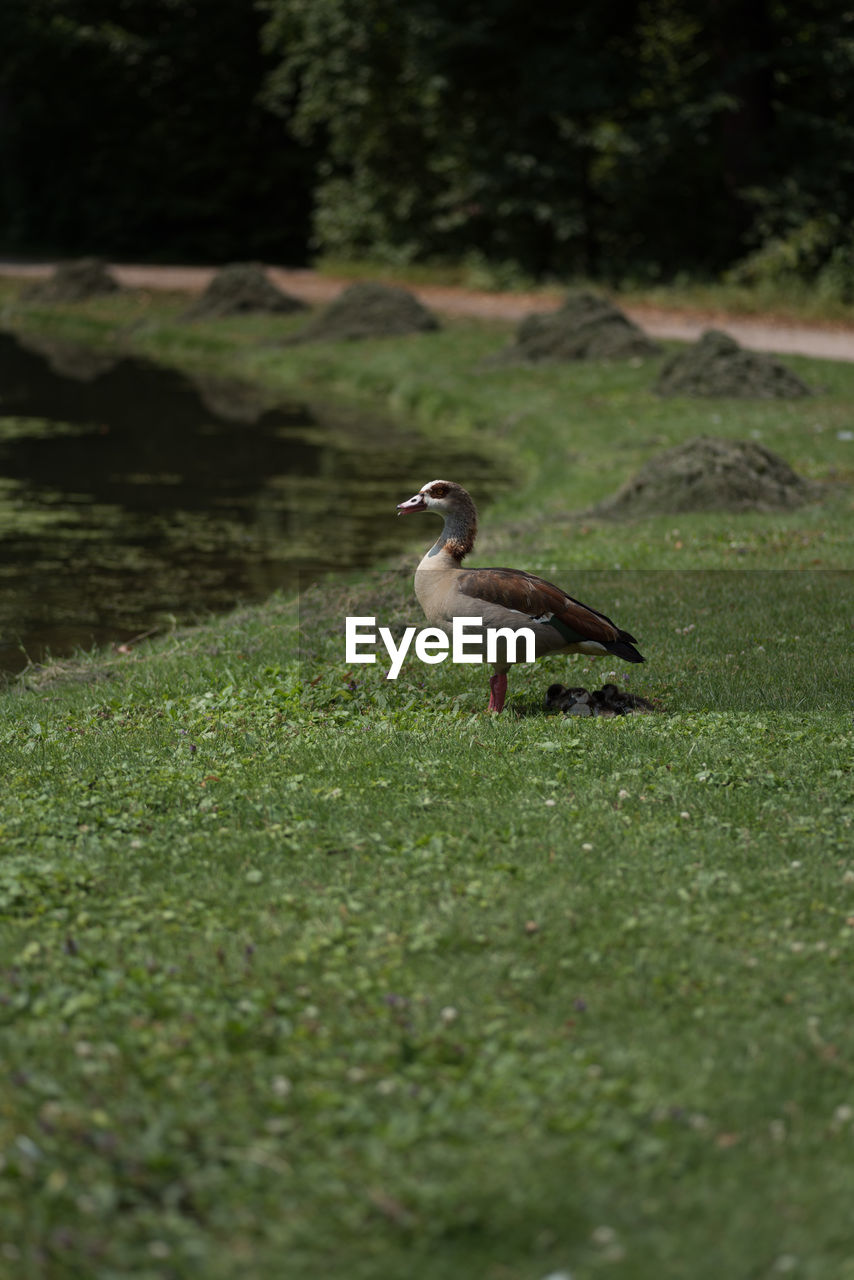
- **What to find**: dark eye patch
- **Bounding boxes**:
[427,483,449,498]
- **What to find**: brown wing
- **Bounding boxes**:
[458,567,627,645]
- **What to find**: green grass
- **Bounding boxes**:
[1,282,853,1278]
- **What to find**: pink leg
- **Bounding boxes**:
[488,671,508,713]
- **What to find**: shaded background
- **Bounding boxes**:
[1,0,853,294]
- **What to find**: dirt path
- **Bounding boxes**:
[2,260,853,362]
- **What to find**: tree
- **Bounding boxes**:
[263,0,854,282]
[0,0,315,261]
[262,0,648,275]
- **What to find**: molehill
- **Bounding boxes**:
[292,281,440,342]
[490,290,660,364]
[183,263,307,319]
[23,258,120,303]
[655,329,812,398]
[591,436,821,519]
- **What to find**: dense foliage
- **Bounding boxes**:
[263,0,854,287]
[0,0,314,261]
[3,0,854,287]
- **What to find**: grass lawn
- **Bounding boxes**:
[1,281,853,1279]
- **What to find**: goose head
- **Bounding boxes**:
[396,479,476,520]
[397,480,479,561]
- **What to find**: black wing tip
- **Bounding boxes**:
[607,640,645,663]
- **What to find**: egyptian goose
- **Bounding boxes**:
[397,479,644,712]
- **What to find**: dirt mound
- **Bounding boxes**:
[23,258,120,303]
[544,682,659,716]
[490,290,660,364]
[655,329,812,398]
[294,281,439,342]
[184,263,307,319]
[592,436,820,519]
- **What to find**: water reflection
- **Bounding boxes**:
[0,331,501,673]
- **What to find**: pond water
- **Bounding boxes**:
[0,330,502,674]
